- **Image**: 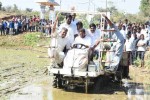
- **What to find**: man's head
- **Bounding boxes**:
[76,21,83,31]
[89,23,96,33]
[141,24,145,29]
[79,28,86,38]
[66,14,72,25]
[122,25,126,30]
[125,19,128,24]
[126,31,131,39]
[60,27,68,38]
[133,29,137,34]
[133,32,137,39]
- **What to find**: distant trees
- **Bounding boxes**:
[0,2,2,10]
[12,4,18,12]
[26,8,33,12]
[140,0,150,16]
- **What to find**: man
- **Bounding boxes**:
[76,21,83,37]
[132,31,139,64]
[59,14,77,46]
[120,25,127,40]
[71,13,78,25]
[48,27,70,67]
[102,14,124,72]
[125,31,134,65]
[74,28,92,47]
[87,23,101,60]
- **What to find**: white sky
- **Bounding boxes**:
[1,0,141,14]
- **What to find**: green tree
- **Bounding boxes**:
[140,0,150,16]
[13,4,18,12]
[0,2,2,10]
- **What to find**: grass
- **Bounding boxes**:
[23,32,40,46]
[0,32,50,47]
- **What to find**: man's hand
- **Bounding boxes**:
[102,14,107,18]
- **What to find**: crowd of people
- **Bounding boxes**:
[0,15,53,35]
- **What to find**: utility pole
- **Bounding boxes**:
[60,0,62,9]
[88,0,91,12]
[106,0,107,15]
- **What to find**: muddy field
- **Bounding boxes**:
[0,47,150,100]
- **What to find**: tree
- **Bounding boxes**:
[13,4,18,12]
[140,0,150,16]
[26,8,33,12]
[0,2,2,10]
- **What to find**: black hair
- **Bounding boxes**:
[66,14,72,19]
[79,28,86,33]
[76,21,83,27]
[62,27,68,32]
[89,23,96,29]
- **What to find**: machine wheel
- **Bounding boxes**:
[93,76,104,93]
[85,78,89,93]
[53,75,63,88]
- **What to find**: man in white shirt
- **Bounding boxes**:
[125,31,134,65]
[59,14,77,46]
[48,27,70,67]
[141,24,149,42]
[131,32,139,64]
[74,28,92,47]
[87,23,101,60]
[120,25,127,40]
[71,13,78,25]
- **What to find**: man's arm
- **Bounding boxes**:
[102,14,113,28]
[52,12,60,33]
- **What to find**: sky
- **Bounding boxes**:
[0,0,141,14]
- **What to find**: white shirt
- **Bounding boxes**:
[59,23,77,44]
[137,39,147,51]
[87,29,101,48]
[125,38,134,51]
[71,19,78,25]
[141,29,148,40]
[120,29,126,39]
[50,34,70,52]
[14,23,18,29]
[74,35,92,47]
[136,32,141,39]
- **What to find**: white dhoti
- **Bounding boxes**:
[48,48,65,64]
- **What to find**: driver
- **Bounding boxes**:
[74,28,92,48]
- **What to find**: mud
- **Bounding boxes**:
[0,47,150,100]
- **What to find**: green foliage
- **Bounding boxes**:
[140,0,150,16]
[0,2,2,10]
[23,32,40,46]
[134,58,141,67]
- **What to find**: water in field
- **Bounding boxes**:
[0,47,150,100]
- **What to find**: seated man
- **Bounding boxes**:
[63,28,92,70]
[87,23,101,60]
[74,28,92,48]
[102,14,125,72]
[48,27,70,67]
